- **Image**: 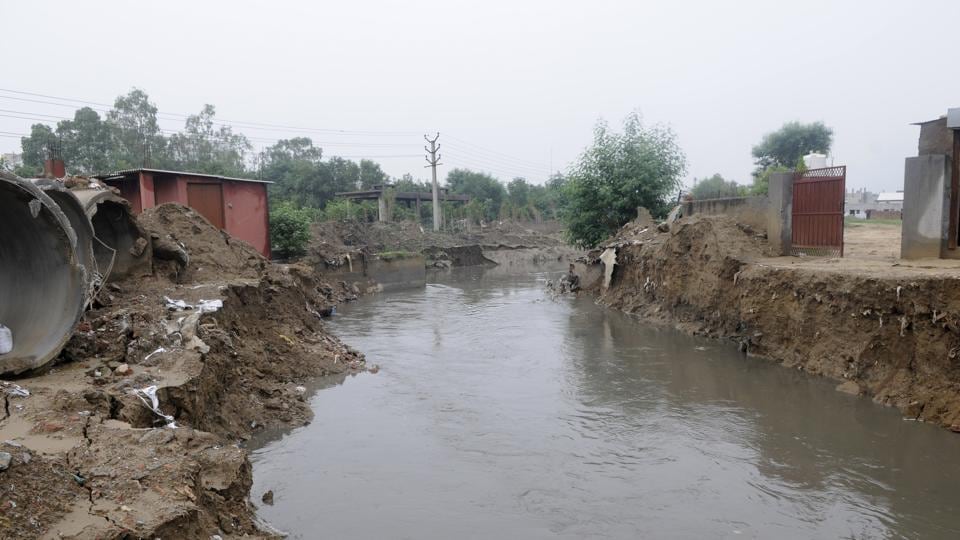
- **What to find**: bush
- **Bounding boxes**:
[270,202,313,259]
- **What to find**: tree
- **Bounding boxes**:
[167,104,251,176]
[17,123,55,176]
[689,173,745,199]
[358,159,388,189]
[263,137,326,207]
[106,88,168,169]
[561,111,686,247]
[752,121,832,172]
[58,107,111,174]
[446,168,506,222]
[269,201,313,259]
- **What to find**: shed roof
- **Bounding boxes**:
[94,167,273,184]
[877,192,904,202]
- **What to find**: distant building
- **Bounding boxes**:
[94,168,272,257]
[845,188,902,219]
[1,152,22,171]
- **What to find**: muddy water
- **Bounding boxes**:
[251,267,960,539]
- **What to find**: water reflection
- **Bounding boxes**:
[251,265,960,540]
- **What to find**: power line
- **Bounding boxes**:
[444,134,551,169]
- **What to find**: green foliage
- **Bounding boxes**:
[167,104,251,176]
[561,111,686,247]
[106,88,168,169]
[689,173,746,199]
[359,160,389,189]
[752,121,832,172]
[447,168,506,222]
[269,202,314,259]
[322,198,378,222]
[749,165,790,196]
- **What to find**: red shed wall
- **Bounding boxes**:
[223,181,270,258]
[105,172,270,258]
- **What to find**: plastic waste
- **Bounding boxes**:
[131,385,177,428]
[0,324,11,355]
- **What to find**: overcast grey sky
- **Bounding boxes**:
[3,0,958,191]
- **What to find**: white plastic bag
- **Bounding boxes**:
[0,324,12,355]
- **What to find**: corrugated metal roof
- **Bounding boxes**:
[93,167,273,184]
[877,192,904,202]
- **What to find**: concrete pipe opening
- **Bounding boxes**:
[73,190,151,281]
[0,173,87,375]
[32,180,101,299]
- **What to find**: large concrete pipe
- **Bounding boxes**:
[31,179,103,302]
[72,189,151,281]
[0,172,88,375]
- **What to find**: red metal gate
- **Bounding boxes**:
[791,166,846,257]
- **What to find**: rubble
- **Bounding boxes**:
[0,201,366,538]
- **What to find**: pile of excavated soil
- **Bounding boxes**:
[598,214,960,432]
[138,203,267,283]
[0,203,365,538]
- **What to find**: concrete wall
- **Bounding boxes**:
[322,253,426,292]
[918,118,953,157]
[901,155,951,259]
[367,255,426,291]
[683,196,769,230]
[766,173,794,256]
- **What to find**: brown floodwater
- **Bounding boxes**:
[251,266,960,539]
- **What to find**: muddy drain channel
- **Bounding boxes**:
[250,266,960,539]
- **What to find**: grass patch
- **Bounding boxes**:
[844,217,902,227]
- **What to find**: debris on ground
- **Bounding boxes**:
[0,202,366,538]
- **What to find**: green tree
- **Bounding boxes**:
[58,107,112,174]
[752,121,832,172]
[106,88,168,169]
[689,173,745,199]
[167,104,251,176]
[561,111,686,247]
[269,201,314,259]
[16,123,55,176]
[263,137,327,207]
[358,159,388,189]
[446,168,506,222]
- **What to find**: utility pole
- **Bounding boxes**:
[424,133,442,231]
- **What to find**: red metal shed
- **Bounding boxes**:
[95,168,271,258]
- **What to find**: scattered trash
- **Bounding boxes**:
[197,299,223,313]
[144,347,167,362]
[1,382,30,398]
[0,451,11,471]
[599,248,617,289]
[294,386,306,394]
[164,296,191,311]
[0,324,12,355]
[131,385,177,428]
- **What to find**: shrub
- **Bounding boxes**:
[270,202,313,259]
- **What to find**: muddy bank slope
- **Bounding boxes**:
[0,204,365,539]
[597,215,960,431]
[306,219,579,271]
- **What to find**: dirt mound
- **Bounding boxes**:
[1,205,365,538]
[138,203,267,283]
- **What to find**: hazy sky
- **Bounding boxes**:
[3,0,958,191]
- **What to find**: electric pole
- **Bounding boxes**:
[424,133,442,231]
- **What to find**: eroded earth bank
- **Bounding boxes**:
[594,213,960,431]
[1,204,365,539]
